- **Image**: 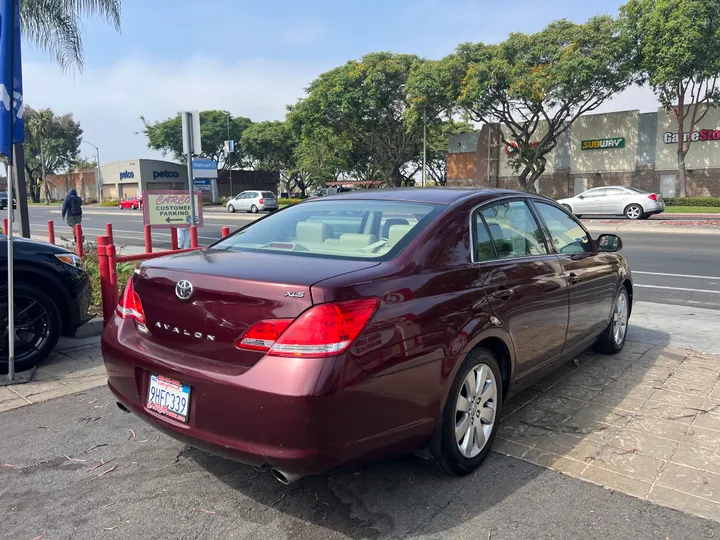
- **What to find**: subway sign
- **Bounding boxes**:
[581,138,625,150]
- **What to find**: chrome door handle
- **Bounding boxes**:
[493,287,514,300]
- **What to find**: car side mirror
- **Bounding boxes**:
[597,233,622,252]
[578,195,584,199]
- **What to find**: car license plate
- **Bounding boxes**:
[146,374,191,422]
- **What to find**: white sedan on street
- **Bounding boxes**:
[558,186,665,220]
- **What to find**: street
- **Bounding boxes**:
[26,205,720,311]
[0,383,716,540]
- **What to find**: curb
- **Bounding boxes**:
[74,317,104,339]
[585,225,720,236]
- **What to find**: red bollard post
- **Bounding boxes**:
[107,243,118,307]
[170,227,178,251]
[75,224,84,257]
[144,225,152,254]
[221,226,230,238]
[105,223,114,244]
[97,236,114,325]
[47,220,55,244]
[190,225,198,248]
[2,217,7,235]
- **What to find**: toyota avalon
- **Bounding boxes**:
[102,188,632,483]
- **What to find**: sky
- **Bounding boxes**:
[23,0,659,166]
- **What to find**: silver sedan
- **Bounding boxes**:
[557,186,666,220]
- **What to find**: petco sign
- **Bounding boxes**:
[663,129,720,144]
[152,170,180,180]
[119,170,135,180]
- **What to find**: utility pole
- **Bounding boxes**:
[82,140,102,202]
[422,109,426,188]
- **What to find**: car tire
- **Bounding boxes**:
[594,287,630,355]
[624,204,644,220]
[250,205,258,214]
[228,204,236,213]
[1,284,62,374]
[426,347,502,476]
[117,203,122,209]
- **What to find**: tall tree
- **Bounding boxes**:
[70,156,97,170]
[292,52,443,187]
[141,111,253,172]
[241,121,311,195]
[20,0,122,71]
[432,17,636,192]
[23,106,82,202]
[620,0,720,197]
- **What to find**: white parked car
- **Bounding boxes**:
[557,186,666,220]
[227,191,279,213]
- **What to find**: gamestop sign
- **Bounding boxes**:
[142,190,203,229]
[663,129,720,144]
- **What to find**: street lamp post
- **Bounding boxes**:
[82,140,102,203]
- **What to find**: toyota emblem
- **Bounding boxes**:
[175,280,194,301]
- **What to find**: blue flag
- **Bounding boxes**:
[0,0,23,163]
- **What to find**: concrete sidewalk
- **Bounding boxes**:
[1,300,719,525]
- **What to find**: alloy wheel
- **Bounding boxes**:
[1,295,52,363]
[625,205,642,219]
[454,363,498,458]
[613,292,628,345]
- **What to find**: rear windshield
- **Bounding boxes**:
[261,191,276,198]
[624,187,648,194]
[212,200,442,260]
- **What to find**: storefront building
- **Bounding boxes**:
[100,159,188,199]
[448,105,720,197]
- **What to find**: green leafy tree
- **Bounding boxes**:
[435,17,636,192]
[141,111,253,172]
[24,106,82,202]
[71,156,97,170]
[21,0,121,71]
[292,52,444,187]
[292,125,350,188]
[620,0,720,197]
[241,121,310,195]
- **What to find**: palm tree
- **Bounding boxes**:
[20,0,121,72]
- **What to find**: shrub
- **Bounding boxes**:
[278,198,304,206]
[101,199,120,207]
[81,241,139,316]
[664,197,720,207]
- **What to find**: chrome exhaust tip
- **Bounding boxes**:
[271,468,303,485]
[116,402,131,413]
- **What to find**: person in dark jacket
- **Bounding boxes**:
[61,188,83,235]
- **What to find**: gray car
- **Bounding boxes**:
[557,186,665,220]
[227,191,279,213]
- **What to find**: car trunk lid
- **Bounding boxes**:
[133,249,379,365]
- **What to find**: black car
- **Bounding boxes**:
[1,236,92,373]
[0,192,16,210]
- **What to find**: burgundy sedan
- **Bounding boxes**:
[102,188,632,484]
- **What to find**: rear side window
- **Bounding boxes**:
[480,201,548,259]
[534,202,592,254]
[213,200,442,260]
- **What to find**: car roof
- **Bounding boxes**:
[318,187,522,205]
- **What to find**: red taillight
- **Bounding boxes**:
[116,278,146,325]
[258,197,264,204]
[236,298,379,358]
[648,193,657,201]
[236,319,293,352]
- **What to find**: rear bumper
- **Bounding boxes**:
[101,316,432,475]
[643,201,665,213]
